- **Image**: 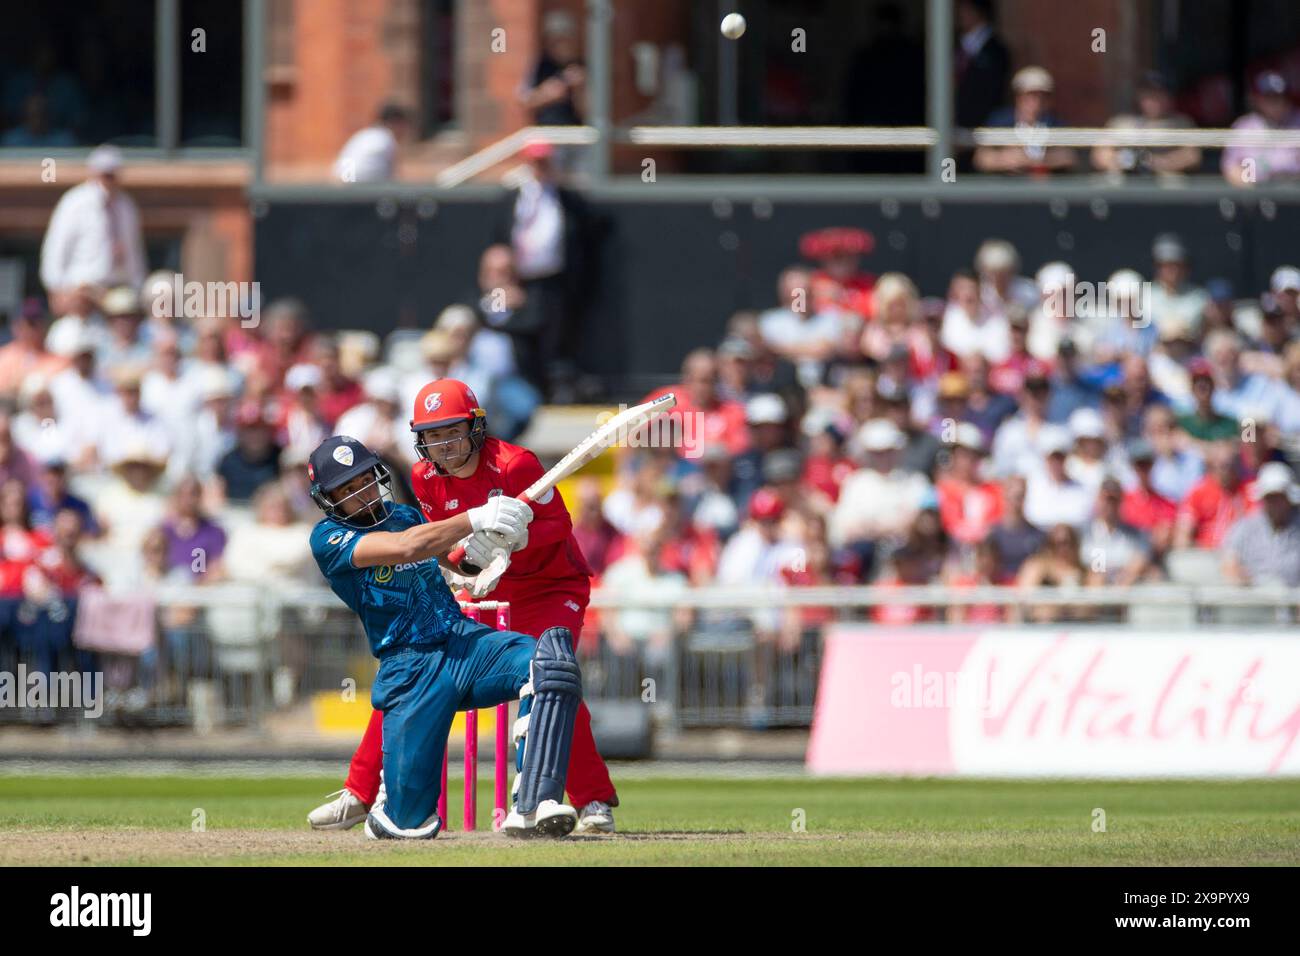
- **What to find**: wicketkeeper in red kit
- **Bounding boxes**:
[309,378,619,833]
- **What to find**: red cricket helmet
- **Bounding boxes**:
[410,378,488,468]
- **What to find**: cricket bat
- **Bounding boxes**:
[450,392,678,573]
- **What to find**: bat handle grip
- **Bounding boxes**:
[450,492,533,576]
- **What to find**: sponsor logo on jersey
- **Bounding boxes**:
[392,559,432,572]
[564,599,580,613]
[445,499,459,509]
[374,565,394,583]
[332,445,354,467]
[327,531,344,545]
[487,488,503,498]
[487,462,501,473]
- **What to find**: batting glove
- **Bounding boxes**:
[467,496,533,539]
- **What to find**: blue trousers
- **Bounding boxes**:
[372,617,535,830]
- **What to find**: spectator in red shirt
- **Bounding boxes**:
[1174,440,1256,549]
[988,306,1040,395]
[1120,438,1178,558]
[657,492,720,586]
[947,538,1011,623]
[0,477,51,567]
[312,338,364,428]
[238,299,314,389]
[570,476,619,576]
[936,422,1004,545]
[909,297,960,385]
[780,513,835,650]
[27,508,99,598]
[800,227,876,320]
[644,349,749,459]
[800,409,855,507]
[870,545,938,625]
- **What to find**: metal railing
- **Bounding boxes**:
[0,583,1294,733]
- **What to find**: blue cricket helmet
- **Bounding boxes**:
[308,435,395,528]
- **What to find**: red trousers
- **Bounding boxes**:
[345,592,617,809]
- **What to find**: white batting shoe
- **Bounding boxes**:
[308,789,369,831]
[575,800,616,834]
[364,805,442,840]
[501,799,578,839]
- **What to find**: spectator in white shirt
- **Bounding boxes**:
[98,365,173,473]
[332,102,411,183]
[336,366,407,465]
[48,325,110,469]
[12,375,73,466]
[1063,407,1111,497]
[282,363,330,465]
[976,238,1040,323]
[169,367,238,485]
[141,329,204,442]
[1147,233,1208,344]
[942,267,1010,362]
[96,285,153,370]
[990,369,1070,477]
[1029,261,1090,360]
[830,419,932,549]
[1023,433,1094,530]
[218,483,317,585]
[39,145,146,318]
[92,442,169,581]
[759,265,844,386]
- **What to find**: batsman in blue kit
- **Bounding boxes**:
[306,434,582,839]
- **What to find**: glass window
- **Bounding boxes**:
[421,0,457,132]
[181,0,245,146]
[0,0,156,147]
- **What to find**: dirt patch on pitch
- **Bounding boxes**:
[0,828,500,865]
[0,828,851,865]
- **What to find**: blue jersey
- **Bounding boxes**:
[310,503,464,657]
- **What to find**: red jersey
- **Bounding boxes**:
[1120,485,1178,532]
[411,437,593,601]
[1177,477,1257,549]
[937,478,1004,545]
[642,384,749,458]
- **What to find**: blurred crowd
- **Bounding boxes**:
[582,223,1300,655]
[1,145,571,687]
[4,139,1300,696]
[955,0,1300,183]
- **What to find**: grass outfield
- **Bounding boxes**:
[1,774,1298,865]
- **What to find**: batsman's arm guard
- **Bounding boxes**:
[514,626,582,814]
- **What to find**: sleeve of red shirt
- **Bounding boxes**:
[505,450,573,550]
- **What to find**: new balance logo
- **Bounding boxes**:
[445,499,459,510]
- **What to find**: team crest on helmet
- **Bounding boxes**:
[424,392,443,413]
[333,445,354,467]
[307,463,315,481]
